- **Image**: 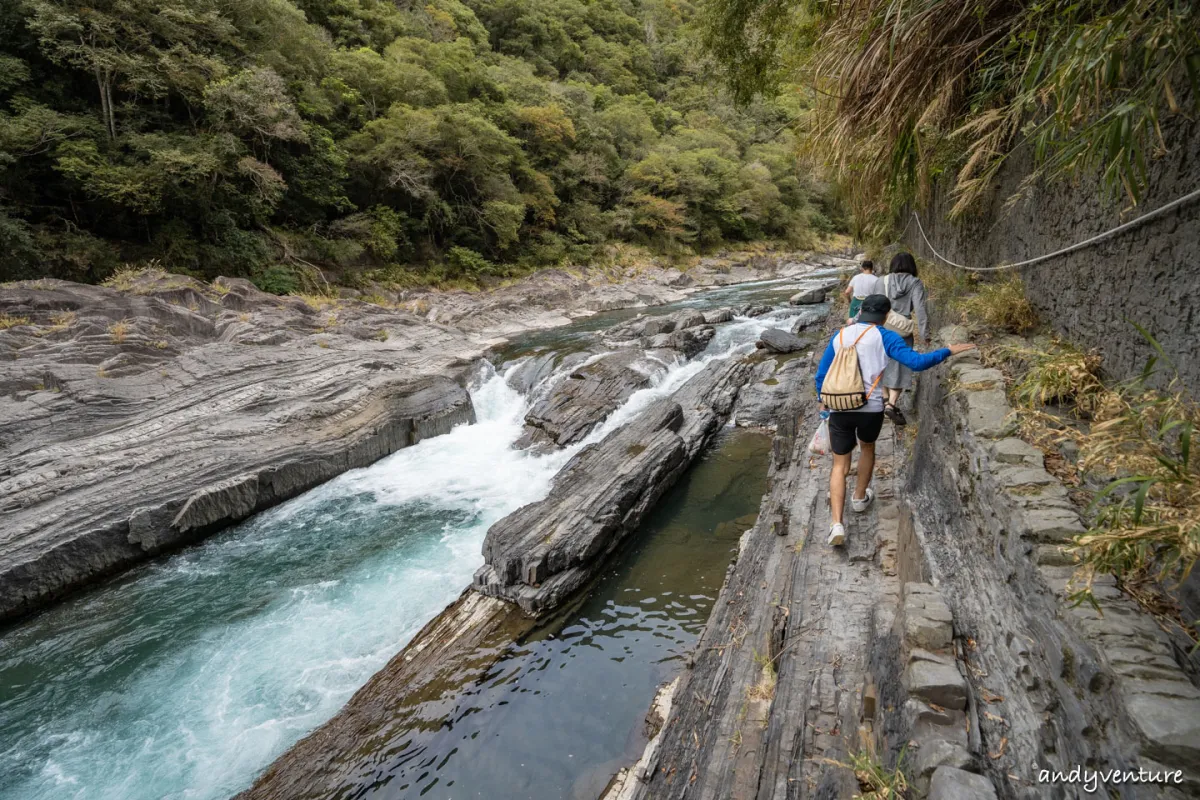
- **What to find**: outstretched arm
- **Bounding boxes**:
[880,328,975,369]
[879,328,950,370]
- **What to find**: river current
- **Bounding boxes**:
[0,274,833,800]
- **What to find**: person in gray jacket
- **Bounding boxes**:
[880,252,930,426]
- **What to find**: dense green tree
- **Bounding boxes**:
[0,0,841,287]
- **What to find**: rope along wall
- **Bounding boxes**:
[904,186,1200,273]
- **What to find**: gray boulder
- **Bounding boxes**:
[928,767,997,800]
[789,287,826,305]
[907,657,968,710]
[675,309,707,330]
[733,360,810,429]
[519,349,666,447]
[655,325,715,358]
[790,309,825,335]
[758,328,807,354]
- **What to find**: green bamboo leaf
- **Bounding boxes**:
[1181,423,1192,471]
[1087,475,1156,514]
[1131,480,1155,525]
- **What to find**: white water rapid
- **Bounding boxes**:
[0,291,823,800]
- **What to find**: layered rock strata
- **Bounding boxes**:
[0,276,481,621]
[474,356,752,615]
[614,322,1199,800]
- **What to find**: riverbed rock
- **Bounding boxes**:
[757,328,807,353]
[738,303,773,317]
[518,349,669,447]
[733,359,810,430]
[606,307,725,343]
[928,767,998,800]
[0,277,483,621]
[475,356,753,616]
[647,325,715,358]
[502,350,589,397]
[789,287,826,305]
[790,308,826,335]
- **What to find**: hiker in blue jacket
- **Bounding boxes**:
[814,294,975,547]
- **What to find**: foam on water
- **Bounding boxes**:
[0,289,818,800]
[0,365,573,800]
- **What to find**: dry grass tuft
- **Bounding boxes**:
[107,319,131,343]
[405,298,431,316]
[921,259,979,307]
[0,313,31,330]
[292,293,341,311]
[985,330,1198,643]
[992,343,1106,414]
[49,310,76,330]
[747,650,778,702]
[1071,379,1200,611]
[844,740,909,799]
[103,261,164,292]
[958,277,1038,334]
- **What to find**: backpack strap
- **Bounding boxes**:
[850,324,875,347]
[866,369,883,397]
[852,324,884,399]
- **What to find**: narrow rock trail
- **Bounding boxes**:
[615,326,1200,800]
[616,394,905,798]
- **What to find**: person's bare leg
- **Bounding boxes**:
[853,441,875,500]
[887,387,901,406]
[830,451,852,524]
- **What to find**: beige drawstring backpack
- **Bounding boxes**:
[820,327,883,411]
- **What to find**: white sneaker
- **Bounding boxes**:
[827,523,846,547]
[851,487,875,514]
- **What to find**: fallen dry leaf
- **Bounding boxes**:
[980,688,1004,704]
[989,737,1009,760]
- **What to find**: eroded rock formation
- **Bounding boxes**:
[475,356,752,615]
[0,276,482,621]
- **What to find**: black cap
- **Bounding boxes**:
[859,294,890,324]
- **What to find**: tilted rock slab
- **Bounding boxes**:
[475,356,752,615]
[0,277,483,621]
[518,349,669,447]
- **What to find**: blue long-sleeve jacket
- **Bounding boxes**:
[814,324,950,408]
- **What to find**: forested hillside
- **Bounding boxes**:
[0,0,841,290]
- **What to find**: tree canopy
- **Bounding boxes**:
[0,0,842,288]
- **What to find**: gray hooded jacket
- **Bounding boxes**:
[883,272,930,340]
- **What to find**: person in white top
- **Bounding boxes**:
[815,294,976,546]
[843,261,882,322]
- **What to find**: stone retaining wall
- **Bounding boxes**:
[897,325,1200,797]
[903,110,1200,394]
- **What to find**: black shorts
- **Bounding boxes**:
[828,411,885,455]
